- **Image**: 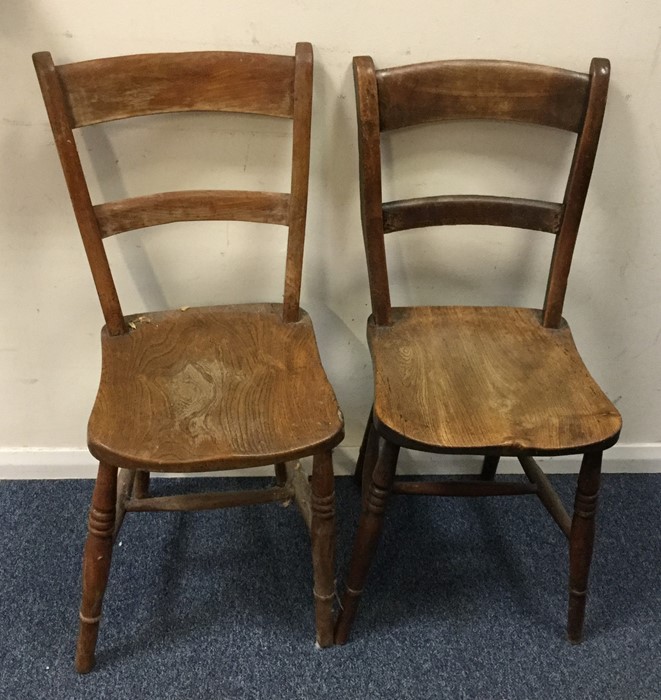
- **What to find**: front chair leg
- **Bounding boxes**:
[567,450,603,643]
[75,462,117,673]
[335,439,400,645]
[310,451,336,647]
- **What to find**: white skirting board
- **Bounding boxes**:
[0,444,659,479]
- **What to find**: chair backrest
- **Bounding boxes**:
[352,56,610,328]
[34,44,313,335]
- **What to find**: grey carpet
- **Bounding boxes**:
[0,474,659,699]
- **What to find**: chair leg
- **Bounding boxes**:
[133,470,150,499]
[113,468,135,541]
[360,422,380,507]
[480,455,500,480]
[335,439,400,645]
[310,451,336,647]
[567,450,603,644]
[75,462,117,673]
[275,462,287,487]
[354,406,374,486]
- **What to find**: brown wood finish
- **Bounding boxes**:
[382,196,562,234]
[369,307,620,456]
[310,451,336,647]
[132,470,150,499]
[56,51,296,126]
[391,480,537,496]
[376,60,589,132]
[95,191,290,238]
[518,455,572,536]
[35,43,343,671]
[283,42,313,322]
[113,468,135,539]
[480,455,500,480]
[125,486,294,512]
[88,304,343,471]
[75,463,117,673]
[568,450,602,643]
[335,440,399,646]
[337,56,618,646]
[353,56,391,326]
[33,52,126,335]
[543,58,610,328]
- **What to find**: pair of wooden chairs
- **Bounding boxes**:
[34,44,620,672]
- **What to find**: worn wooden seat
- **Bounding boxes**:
[34,43,344,673]
[335,56,620,645]
[369,306,620,455]
[90,304,343,471]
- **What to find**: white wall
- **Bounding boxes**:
[2,0,660,476]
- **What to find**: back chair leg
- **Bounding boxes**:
[567,450,603,643]
[335,439,400,645]
[133,470,150,499]
[480,455,500,480]
[310,451,336,647]
[75,462,118,673]
[360,422,380,506]
[275,462,288,487]
[354,407,374,486]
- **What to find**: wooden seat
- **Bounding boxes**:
[370,306,620,455]
[34,43,344,673]
[335,56,620,645]
[90,304,343,471]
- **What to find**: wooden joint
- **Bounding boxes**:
[313,587,336,602]
[344,585,363,598]
[311,492,335,520]
[365,483,389,514]
[88,507,115,538]
[574,491,598,519]
[569,587,587,598]
[79,611,103,625]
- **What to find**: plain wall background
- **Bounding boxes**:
[2,0,660,475]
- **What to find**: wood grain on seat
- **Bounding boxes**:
[89,304,344,471]
[369,306,621,455]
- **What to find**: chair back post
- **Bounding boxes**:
[283,42,313,323]
[353,56,391,326]
[33,52,127,336]
[542,58,610,328]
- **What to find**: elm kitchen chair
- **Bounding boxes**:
[33,43,344,673]
[335,56,621,644]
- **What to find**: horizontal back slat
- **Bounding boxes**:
[382,195,562,234]
[94,190,290,237]
[377,60,589,132]
[57,52,296,127]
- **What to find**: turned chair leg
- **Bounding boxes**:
[76,462,118,673]
[335,439,400,645]
[567,450,603,643]
[480,455,500,480]
[310,451,336,647]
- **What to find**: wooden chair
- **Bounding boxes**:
[33,43,344,672]
[335,56,621,644]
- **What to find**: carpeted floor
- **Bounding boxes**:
[0,474,659,699]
